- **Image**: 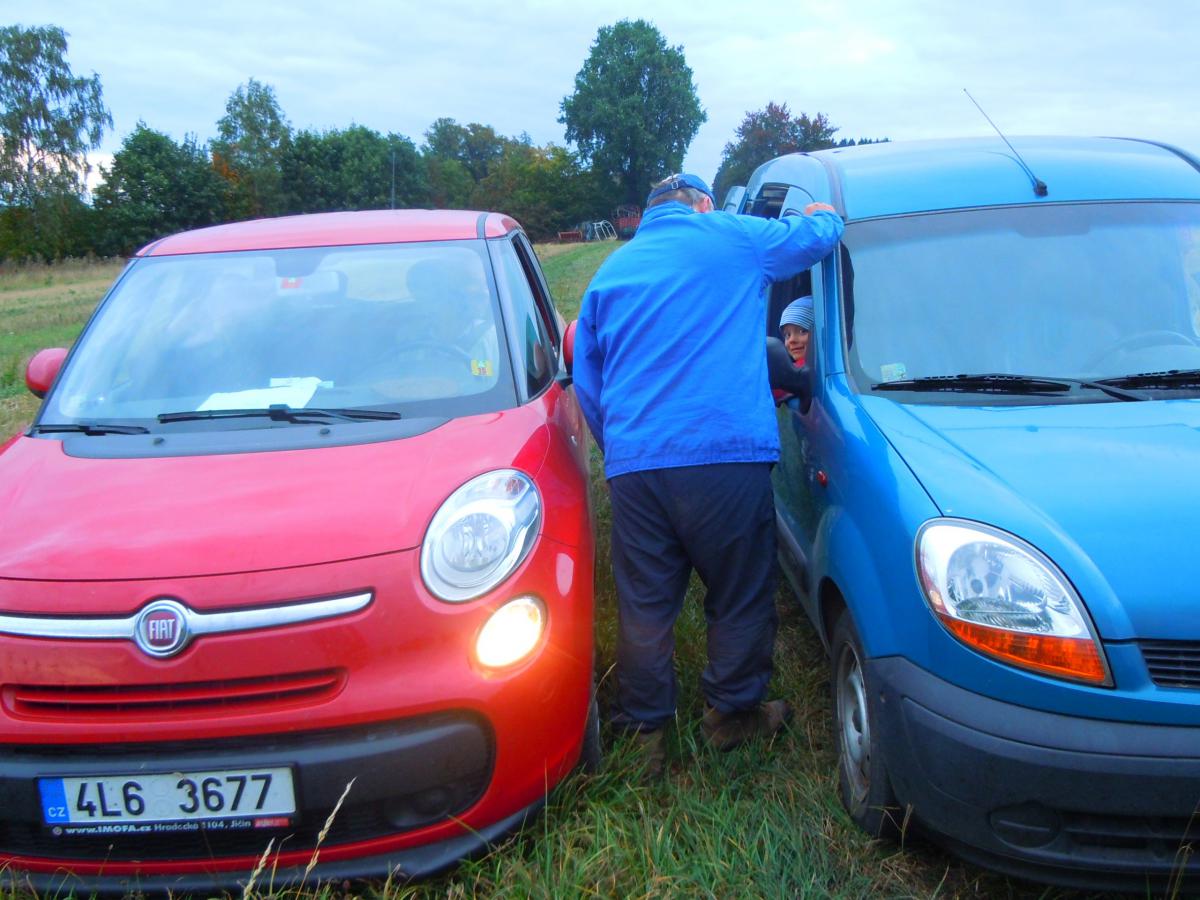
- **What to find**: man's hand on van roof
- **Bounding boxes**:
[804,202,837,216]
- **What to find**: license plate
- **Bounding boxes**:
[38,767,296,833]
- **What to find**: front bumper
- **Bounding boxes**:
[0,536,594,887]
[874,656,1200,891]
[0,714,506,892]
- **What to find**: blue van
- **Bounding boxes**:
[732,137,1200,889]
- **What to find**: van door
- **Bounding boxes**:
[722,186,747,214]
[771,207,826,611]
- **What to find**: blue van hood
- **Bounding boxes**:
[860,397,1200,640]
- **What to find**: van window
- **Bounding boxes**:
[841,202,1200,399]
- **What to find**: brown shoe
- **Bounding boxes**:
[633,728,667,778]
[701,700,792,751]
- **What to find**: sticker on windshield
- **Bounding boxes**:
[880,363,907,382]
[471,360,494,377]
[199,377,322,411]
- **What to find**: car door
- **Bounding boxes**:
[771,202,829,609]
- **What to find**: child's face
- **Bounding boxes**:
[782,324,810,362]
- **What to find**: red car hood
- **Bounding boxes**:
[0,409,550,581]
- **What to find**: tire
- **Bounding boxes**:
[830,607,901,838]
[579,691,602,773]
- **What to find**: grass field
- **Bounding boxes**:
[0,248,1121,899]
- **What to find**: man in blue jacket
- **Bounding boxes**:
[574,173,843,773]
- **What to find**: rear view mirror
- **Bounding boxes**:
[766,336,812,411]
[25,348,68,399]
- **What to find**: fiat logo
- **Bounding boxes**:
[133,599,191,658]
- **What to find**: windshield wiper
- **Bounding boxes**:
[872,373,1147,401]
[1094,368,1200,390]
[33,422,151,435]
[871,374,1072,395]
[157,404,402,424]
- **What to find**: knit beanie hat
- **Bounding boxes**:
[780,296,814,334]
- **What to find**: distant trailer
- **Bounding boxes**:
[615,205,641,238]
[557,230,583,243]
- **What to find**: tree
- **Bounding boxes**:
[0,25,110,259]
[424,155,475,209]
[712,103,838,202]
[92,124,224,255]
[211,78,290,220]
[560,20,705,204]
[280,126,427,213]
[472,142,612,240]
[423,118,509,183]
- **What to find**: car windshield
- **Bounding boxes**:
[842,202,1200,402]
[41,241,516,428]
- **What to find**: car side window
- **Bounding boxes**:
[512,234,561,350]
[492,238,554,398]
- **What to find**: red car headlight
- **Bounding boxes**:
[421,469,542,602]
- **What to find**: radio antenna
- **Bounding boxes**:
[964,88,1048,197]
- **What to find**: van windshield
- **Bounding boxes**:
[40,241,516,429]
[841,202,1200,401]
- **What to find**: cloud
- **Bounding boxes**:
[35,0,1200,193]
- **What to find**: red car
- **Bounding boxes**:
[0,210,596,893]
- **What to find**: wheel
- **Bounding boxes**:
[1080,329,1198,370]
[579,691,602,773]
[830,607,900,838]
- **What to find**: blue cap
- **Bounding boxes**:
[780,296,814,334]
[646,173,715,206]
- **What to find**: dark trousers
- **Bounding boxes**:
[608,462,778,731]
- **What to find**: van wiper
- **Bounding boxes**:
[872,373,1146,401]
[1093,368,1200,390]
[158,404,402,424]
[33,422,151,435]
[871,374,1071,395]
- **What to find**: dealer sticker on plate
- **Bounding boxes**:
[38,767,296,835]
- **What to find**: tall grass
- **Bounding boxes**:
[0,258,123,438]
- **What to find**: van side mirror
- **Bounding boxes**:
[25,348,68,399]
[766,337,812,411]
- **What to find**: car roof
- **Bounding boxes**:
[747,136,1200,221]
[135,209,523,256]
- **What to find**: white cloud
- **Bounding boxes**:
[31,0,1200,194]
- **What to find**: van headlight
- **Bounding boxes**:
[916,519,1110,686]
[421,470,541,602]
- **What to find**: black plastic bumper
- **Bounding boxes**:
[873,656,1200,891]
[0,713,499,892]
[2,799,540,896]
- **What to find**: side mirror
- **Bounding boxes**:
[766,336,812,411]
[562,319,578,374]
[25,348,69,399]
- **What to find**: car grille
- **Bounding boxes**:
[1139,641,1200,688]
[3,669,346,718]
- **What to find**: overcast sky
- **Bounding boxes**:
[19,0,1200,196]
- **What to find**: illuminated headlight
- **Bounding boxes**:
[476,596,545,668]
[421,469,541,602]
[916,519,1110,686]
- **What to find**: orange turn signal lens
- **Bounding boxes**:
[938,614,1109,686]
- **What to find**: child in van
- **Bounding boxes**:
[779,295,813,365]
[772,295,813,402]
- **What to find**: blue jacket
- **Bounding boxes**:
[574,202,844,479]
